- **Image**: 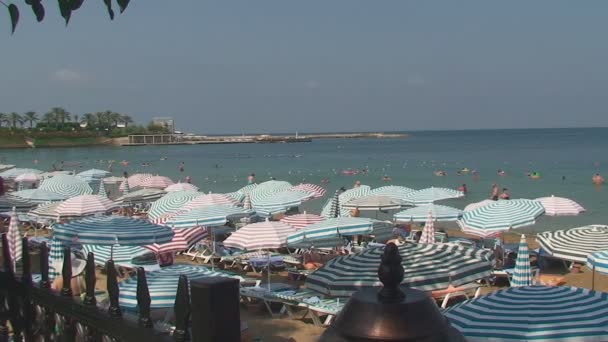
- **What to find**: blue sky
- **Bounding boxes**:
[2,1,608,133]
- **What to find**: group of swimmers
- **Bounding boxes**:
[491,183,510,200]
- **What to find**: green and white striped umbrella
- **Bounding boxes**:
[511,235,532,287]
[235,183,258,196]
[537,225,608,263]
[164,205,253,229]
[0,168,43,180]
[121,177,130,195]
[321,186,371,217]
[76,168,111,182]
[458,199,545,238]
[306,243,492,296]
[287,217,375,246]
[444,286,608,342]
[402,187,464,205]
[342,195,406,211]
[10,189,66,204]
[370,185,416,201]
[248,180,292,200]
[81,244,157,269]
[97,179,107,197]
[147,191,201,222]
[251,190,313,215]
[394,204,462,222]
[116,188,166,204]
[39,174,93,198]
[0,195,38,211]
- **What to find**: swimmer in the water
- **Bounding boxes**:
[498,169,506,176]
[382,175,392,182]
[458,183,468,194]
[178,162,185,173]
[592,173,605,185]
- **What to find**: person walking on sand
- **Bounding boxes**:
[490,184,499,200]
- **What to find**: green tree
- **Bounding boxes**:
[8,112,21,129]
[42,112,56,125]
[82,113,96,127]
[47,107,71,126]
[0,113,6,128]
[121,114,134,127]
[23,111,38,128]
[73,114,79,124]
[95,112,106,128]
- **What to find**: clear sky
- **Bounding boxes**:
[2,1,608,133]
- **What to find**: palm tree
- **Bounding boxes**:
[109,112,122,127]
[95,112,106,128]
[73,114,79,124]
[8,112,21,129]
[0,113,6,128]
[82,113,96,127]
[47,107,71,126]
[23,111,38,128]
[121,114,134,127]
[42,112,56,126]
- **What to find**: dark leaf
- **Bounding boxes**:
[102,0,114,20]
[58,0,72,25]
[116,0,129,13]
[71,0,84,10]
[31,2,45,22]
[8,4,19,34]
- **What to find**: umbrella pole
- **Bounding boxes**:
[592,264,595,291]
[211,228,215,271]
[267,250,271,291]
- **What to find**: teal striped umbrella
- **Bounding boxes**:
[458,199,545,238]
[251,190,313,214]
[121,178,130,195]
[536,225,608,263]
[116,188,166,204]
[39,174,93,198]
[81,244,156,269]
[147,191,200,222]
[76,168,111,182]
[236,183,258,196]
[402,187,464,205]
[370,185,416,201]
[511,235,532,287]
[10,189,66,203]
[341,195,406,211]
[394,204,462,222]
[587,251,608,275]
[0,168,43,180]
[444,286,608,342]
[48,238,64,281]
[53,216,174,246]
[164,205,252,229]
[97,179,107,197]
[306,243,492,296]
[287,217,374,246]
[321,186,371,217]
[28,202,60,222]
[0,195,38,211]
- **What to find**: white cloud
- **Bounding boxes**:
[52,69,85,82]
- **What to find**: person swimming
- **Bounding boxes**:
[178,162,185,172]
[497,169,506,176]
[434,170,447,177]
[247,173,255,184]
[382,175,392,182]
[491,183,499,200]
[529,172,541,180]
[592,173,605,185]
[499,188,510,200]
[458,184,468,194]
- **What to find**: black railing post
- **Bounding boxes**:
[21,238,31,287]
[136,267,152,328]
[190,277,241,342]
[0,235,10,341]
[60,247,72,297]
[173,275,190,342]
[39,242,50,289]
[105,260,121,317]
[83,252,97,306]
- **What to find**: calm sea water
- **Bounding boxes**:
[0,128,606,232]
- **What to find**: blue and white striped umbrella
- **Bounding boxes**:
[370,185,416,201]
[116,188,166,204]
[537,225,608,263]
[511,235,532,287]
[97,180,107,197]
[251,190,313,214]
[0,168,43,180]
[48,238,64,281]
[235,183,258,197]
[458,199,545,238]
[0,195,38,211]
[341,195,406,211]
[39,174,93,198]
[53,216,174,246]
[164,205,253,229]
[147,191,201,222]
[394,204,462,222]
[444,286,608,342]
[121,177,130,195]
[321,186,371,217]
[10,189,66,204]
[118,264,244,309]
[81,244,156,268]
[306,243,492,296]
[287,217,375,246]
[402,187,464,205]
[587,251,608,275]
[76,169,111,182]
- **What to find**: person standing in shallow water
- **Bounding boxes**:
[490,184,499,200]
[178,162,185,173]
[247,173,255,184]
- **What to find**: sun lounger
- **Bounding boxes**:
[430,282,483,309]
[247,256,285,273]
[263,288,344,326]
[239,283,295,317]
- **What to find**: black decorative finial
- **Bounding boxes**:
[106,260,122,317]
[136,267,152,328]
[173,275,191,342]
[39,242,50,289]
[377,242,405,303]
[60,246,73,297]
[83,252,96,306]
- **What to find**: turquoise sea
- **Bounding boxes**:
[0,128,606,233]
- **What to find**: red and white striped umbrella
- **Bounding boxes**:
[119,173,153,191]
[289,183,326,199]
[419,211,436,244]
[223,220,296,250]
[6,208,22,269]
[144,226,207,254]
[15,173,42,182]
[140,176,175,190]
[535,195,585,216]
[164,183,200,192]
[280,212,326,230]
[55,195,120,217]
[183,193,239,211]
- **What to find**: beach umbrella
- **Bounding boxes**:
[535,195,585,216]
[235,183,258,197]
[164,182,199,192]
[119,173,153,191]
[14,172,42,183]
[6,208,22,269]
[55,194,119,218]
[463,199,496,212]
[242,193,252,210]
[457,199,545,238]
[40,170,73,179]
[394,204,462,222]
[0,195,37,211]
[118,264,244,309]
[76,168,111,181]
[444,286,608,342]
[0,168,43,180]
[53,216,174,246]
[0,164,15,172]
[370,185,416,201]
[286,217,375,246]
[10,189,66,203]
[341,195,406,211]
[48,238,64,281]
[419,211,436,244]
[536,225,608,263]
[226,191,245,202]
[39,174,93,198]
[102,176,125,185]
[224,220,296,250]
[289,183,326,199]
[320,186,371,218]
[324,190,341,218]
[511,235,532,287]
[28,202,61,222]
[140,175,175,190]
[81,244,157,268]
[145,226,208,254]
[251,190,313,214]
[280,212,325,230]
[306,243,493,296]
[116,188,166,204]
[147,191,201,222]
[403,187,464,205]
[163,205,252,229]
[587,251,608,290]
[121,178,130,195]
[97,180,107,197]
[183,193,239,211]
